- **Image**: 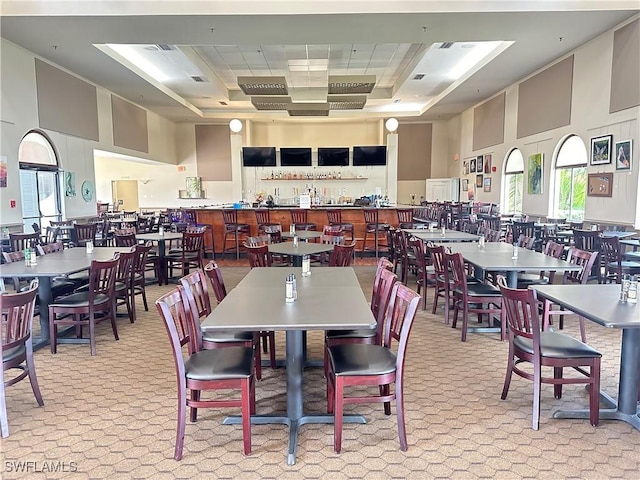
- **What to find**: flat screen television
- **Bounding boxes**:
[242,147,276,167]
[352,146,387,166]
[318,147,349,167]
[280,147,312,167]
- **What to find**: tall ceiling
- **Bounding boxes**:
[1,1,638,124]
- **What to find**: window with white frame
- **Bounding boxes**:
[502,148,524,215]
[553,135,587,222]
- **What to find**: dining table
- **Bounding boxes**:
[403,229,480,242]
[135,231,182,284]
[445,241,581,288]
[201,266,376,465]
[281,230,323,241]
[533,284,640,431]
[0,246,122,349]
[267,241,335,267]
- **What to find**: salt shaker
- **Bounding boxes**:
[159,225,164,236]
[512,243,519,260]
[86,240,94,254]
[285,274,295,303]
[627,275,637,304]
[620,274,630,302]
[478,235,485,248]
[293,234,299,247]
[302,255,311,276]
[441,226,446,237]
[289,223,295,235]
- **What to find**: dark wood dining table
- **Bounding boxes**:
[534,284,640,431]
[0,246,122,349]
[201,266,376,465]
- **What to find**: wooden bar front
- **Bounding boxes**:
[194,207,406,255]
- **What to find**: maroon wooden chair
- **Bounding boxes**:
[408,236,434,310]
[517,240,565,288]
[323,267,397,377]
[166,231,205,280]
[1,280,43,438]
[244,243,272,268]
[426,243,452,324]
[113,247,136,323]
[48,254,120,356]
[222,209,251,260]
[447,251,504,342]
[328,242,355,267]
[156,286,256,459]
[497,276,601,430]
[254,209,279,235]
[114,232,137,247]
[326,210,354,242]
[73,223,98,247]
[396,208,415,229]
[131,243,153,318]
[180,265,268,379]
[326,282,420,453]
[362,208,389,257]
[290,209,316,231]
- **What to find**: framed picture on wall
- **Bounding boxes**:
[587,172,613,197]
[462,178,469,191]
[463,161,469,175]
[590,134,613,165]
[615,140,632,171]
[470,158,476,173]
[483,177,492,192]
[476,174,483,188]
[476,155,484,174]
[484,154,492,174]
[527,153,543,194]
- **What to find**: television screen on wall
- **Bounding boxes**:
[352,145,387,166]
[242,147,277,167]
[318,147,349,166]
[280,147,312,167]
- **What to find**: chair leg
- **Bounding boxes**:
[333,376,344,453]
[175,385,187,460]
[26,341,44,407]
[49,307,57,354]
[241,378,252,456]
[501,348,515,400]
[553,367,563,399]
[268,332,276,369]
[190,390,200,422]
[578,316,587,342]
[590,358,601,427]
[532,359,542,430]
[89,313,97,356]
[395,378,408,451]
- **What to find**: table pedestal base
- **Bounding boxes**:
[553,408,640,429]
[223,413,366,465]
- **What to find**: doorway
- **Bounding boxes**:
[111,180,139,212]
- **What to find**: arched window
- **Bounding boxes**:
[553,135,587,221]
[18,130,62,231]
[502,148,524,215]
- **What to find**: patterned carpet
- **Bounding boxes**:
[2,264,639,479]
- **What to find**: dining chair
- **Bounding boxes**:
[326,210,354,243]
[181,264,268,379]
[41,226,60,245]
[73,223,98,247]
[244,244,272,268]
[516,240,565,288]
[328,242,355,267]
[326,281,420,453]
[599,235,640,284]
[541,247,600,343]
[254,209,279,235]
[290,209,316,231]
[222,209,251,260]
[130,243,153,319]
[447,251,504,342]
[323,267,397,377]
[408,236,435,310]
[572,229,602,282]
[112,247,136,323]
[497,276,601,430]
[362,208,389,257]
[0,280,43,438]
[155,286,256,460]
[385,227,398,268]
[395,230,416,285]
[48,254,120,356]
[165,231,205,280]
[396,208,415,229]
[114,231,137,247]
[8,232,39,252]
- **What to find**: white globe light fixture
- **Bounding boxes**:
[229,119,243,133]
[385,117,399,133]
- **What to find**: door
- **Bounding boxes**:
[19,169,62,231]
[111,180,139,212]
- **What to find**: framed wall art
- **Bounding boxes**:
[590,134,613,165]
[484,154,492,174]
[483,177,491,192]
[615,139,632,171]
[476,174,483,188]
[470,158,476,173]
[462,178,469,191]
[463,161,469,175]
[527,153,543,194]
[587,172,613,197]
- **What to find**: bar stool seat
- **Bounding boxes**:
[326,209,354,243]
[222,210,251,260]
[290,209,316,231]
[396,208,415,229]
[255,209,280,235]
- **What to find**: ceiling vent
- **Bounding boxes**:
[251,96,292,111]
[156,44,174,51]
[287,103,330,117]
[412,74,425,80]
[439,42,454,49]
[191,76,207,83]
[327,95,367,110]
[238,76,288,95]
[327,75,376,94]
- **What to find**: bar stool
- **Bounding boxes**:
[326,209,354,243]
[362,208,390,258]
[290,209,316,231]
[396,208,415,229]
[255,209,280,235]
[222,209,251,260]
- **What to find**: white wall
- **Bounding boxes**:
[0,39,179,224]
[453,17,640,224]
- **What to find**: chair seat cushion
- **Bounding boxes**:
[514,331,602,359]
[458,282,500,296]
[2,344,25,363]
[166,252,199,260]
[325,328,376,340]
[49,292,110,308]
[185,346,254,380]
[606,260,640,271]
[202,330,255,343]
[329,344,396,376]
[516,273,549,286]
[67,271,90,282]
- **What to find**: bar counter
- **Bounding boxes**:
[194,206,407,255]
